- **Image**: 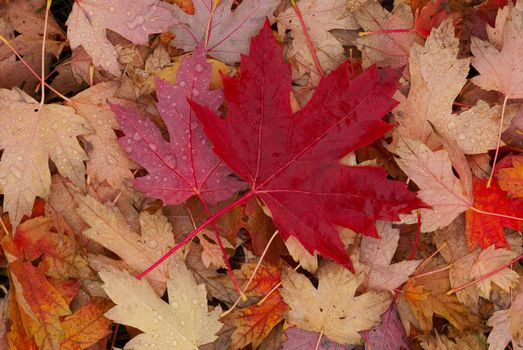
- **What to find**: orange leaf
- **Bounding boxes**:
[61,300,112,350]
[2,235,71,350]
[223,292,288,349]
[13,216,89,280]
[498,155,523,198]
[240,263,282,296]
[6,293,37,350]
[466,177,523,249]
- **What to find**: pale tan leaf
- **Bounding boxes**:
[198,230,233,269]
[360,221,421,291]
[354,1,421,68]
[433,215,480,313]
[277,0,359,81]
[100,258,223,350]
[471,2,523,98]
[421,332,487,350]
[67,82,134,188]
[280,261,390,345]
[393,137,471,232]
[487,290,523,350]
[0,88,91,227]
[284,235,318,273]
[75,193,173,293]
[470,245,519,299]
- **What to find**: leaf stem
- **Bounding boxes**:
[447,253,523,295]
[136,191,255,279]
[197,195,247,301]
[470,205,523,222]
[40,0,52,106]
[290,0,325,77]
[487,95,509,188]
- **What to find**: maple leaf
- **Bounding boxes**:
[75,193,174,293]
[66,0,175,76]
[0,88,91,227]
[1,235,72,350]
[471,1,523,99]
[470,245,519,298]
[276,0,359,79]
[111,45,244,205]
[60,300,112,350]
[466,177,523,249]
[99,257,223,349]
[421,332,488,350]
[360,221,421,291]
[170,0,280,64]
[191,21,424,270]
[487,289,523,350]
[66,82,133,188]
[394,18,517,153]
[414,0,447,38]
[13,216,90,280]
[498,155,523,198]
[282,328,349,349]
[433,215,481,313]
[400,265,481,332]
[280,261,391,345]
[223,292,288,349]
[364,306,408,350]
[393,137,472,232]
[354,1,422,68]
[285,236,318,273]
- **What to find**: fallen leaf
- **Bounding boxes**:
[100,257,223,349]
[470,245,519,298]
[276,0,359,80]
[285,236,318,273]
[191,20,424,270]
[75,193,174,293]
[67,82,134,188]
[111,45,244,205]
[360,221,421,291]
[280,261,391,345]
[354,1,422,68]
[170,0,280,63]
[498,155,523,198]
[487,289,523,350]
[364,306,408,350]
[420,332,487,350]
[66,0,175,75]
[60,300,112,350]
[466,177,523,249]
[223,292,288,349]
[0,88,91,227]
[282,327,350,349]
[393,137,472,232]
[2,236,71,350]
[471,1,523,98]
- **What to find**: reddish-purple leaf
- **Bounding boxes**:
[363,307,408,350]
[191,21,425,270]
[111,45,244,205]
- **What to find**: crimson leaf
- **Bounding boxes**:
[190,21,425,271]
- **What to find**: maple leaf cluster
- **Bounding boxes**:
[0,0,522,349]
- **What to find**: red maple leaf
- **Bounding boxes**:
[414,0,447,38]
[190,21,425,271]
[466,177,523,249]
[111,45,244,205]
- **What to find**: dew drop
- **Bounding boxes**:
[190,122,197,130]
[96,119,104,126]
[172,301,179,309]
[192,299,197,305]
[17,156,23,161]
[180,81,186,87]
[182,155,188,161]
[132,132,141,141]
[147,239,158,249]
[172,341,178,346]
[165,154,177,167]
[149,143,158,151]
[447,121,456,130]
[0,178,6,186]
[51,123,59,130]
[194,64,203,73]
[192,88,199,96]
[458,133,466,140]
[109,6,115,12]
